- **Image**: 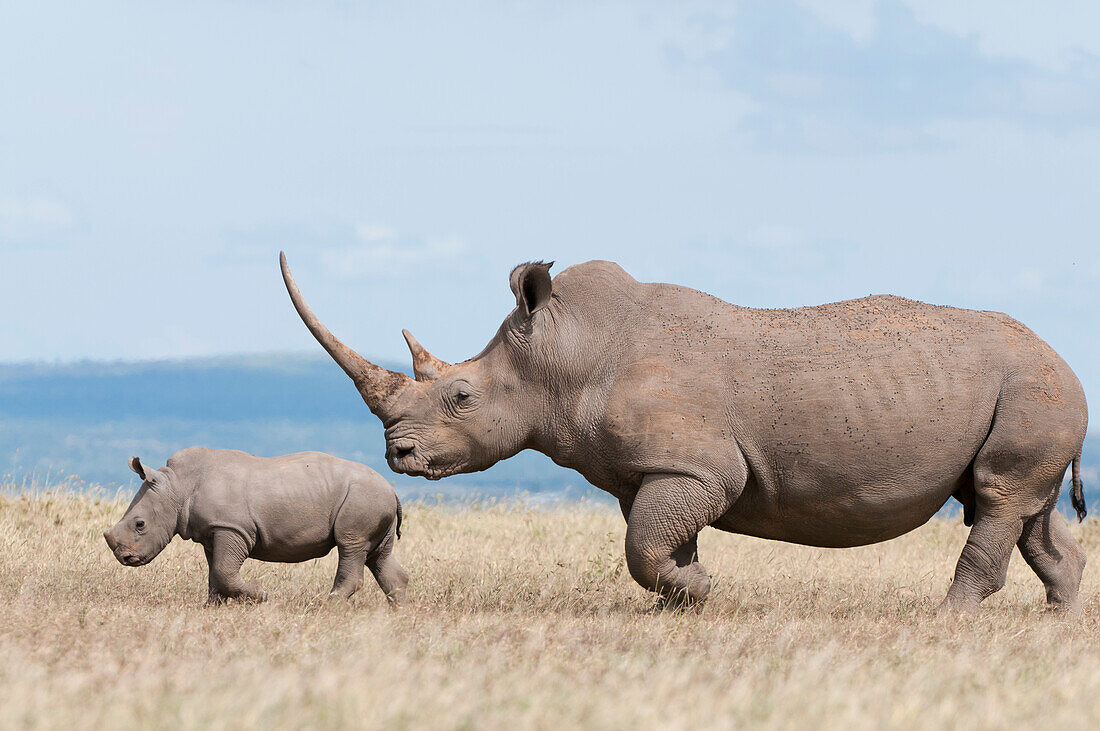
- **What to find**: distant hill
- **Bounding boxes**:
[0,356,1094,515]
[0,355,597,501]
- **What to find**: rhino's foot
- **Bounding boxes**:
[325,588,359,605]
[206,589,268,606]
[1043,596,1082,617]
[934,593,982,616]
[645,592,706,614]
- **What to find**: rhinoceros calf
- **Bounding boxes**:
[104,447,408,604]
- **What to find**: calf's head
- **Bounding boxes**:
[103,457,177,566]
[281,253,559,480]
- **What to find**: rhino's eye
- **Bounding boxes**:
[447,382,476,413]
[134,519,146,532]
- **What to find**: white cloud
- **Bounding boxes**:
[0,197,73,241]
[322,227,467,279]
[765,72,828,102]
[746,224,803,249]
[901,0,1100,71]
[795,0,878,43]
[1019,77,1093,116]
[354,223,397,242]
[641,3,740,60]
[1014,268,1045,294]
[790,2,1100,71]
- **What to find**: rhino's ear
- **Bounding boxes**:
[509,261,554,317]
[129,456,155,482]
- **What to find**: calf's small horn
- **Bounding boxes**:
[280,252,410,416]
[402,329,450,382]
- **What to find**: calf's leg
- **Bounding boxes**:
[203,544,222,605]
[367,530,409,605]
[329,545,368,600]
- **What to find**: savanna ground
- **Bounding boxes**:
[3,487,1100,730]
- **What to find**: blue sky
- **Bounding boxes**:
[1,1,1098,402]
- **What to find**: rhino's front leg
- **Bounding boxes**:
[206,529,267,604]
[624,472,741,607]
[618,496,633,523]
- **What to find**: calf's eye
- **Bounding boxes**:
[135,519,146,531]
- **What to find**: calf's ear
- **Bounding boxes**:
[509,261,554,317]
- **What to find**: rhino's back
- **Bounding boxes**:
[632,286,1078,425]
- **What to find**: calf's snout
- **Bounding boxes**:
[103,528,140,565]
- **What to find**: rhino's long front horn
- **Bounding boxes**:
[280,252,410,417]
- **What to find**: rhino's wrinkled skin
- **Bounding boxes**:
[104,448,407,604]
[282,253,1088,611]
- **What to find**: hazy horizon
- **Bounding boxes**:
[2,354,1094,516]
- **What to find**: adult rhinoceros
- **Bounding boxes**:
[280,253,1088,612]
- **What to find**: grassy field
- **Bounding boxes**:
[3,489,1100,729]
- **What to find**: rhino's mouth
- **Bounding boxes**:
[385,439,461,481]
[389,454,452,481]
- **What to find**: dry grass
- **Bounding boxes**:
[3,489,1100,730]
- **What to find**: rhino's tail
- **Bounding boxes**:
[1071,453,1087,523]
[394,494,403,539]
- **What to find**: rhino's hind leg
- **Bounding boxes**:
[624,473,741,607]
[941,418,1079,613]
[1017,508,1085,612]
[940,513,1024,612]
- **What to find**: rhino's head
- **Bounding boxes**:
[281,253,565,480]
[103,457,177,566]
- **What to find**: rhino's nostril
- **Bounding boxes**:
[390,440,416,460]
